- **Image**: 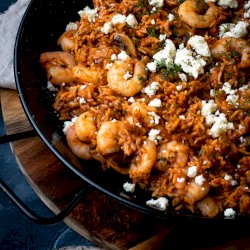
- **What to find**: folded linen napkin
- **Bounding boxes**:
[0,0,31,89]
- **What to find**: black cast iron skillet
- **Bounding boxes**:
[13,0,250,225]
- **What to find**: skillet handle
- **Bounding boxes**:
[0,177,87,225]
[0,131,88,225]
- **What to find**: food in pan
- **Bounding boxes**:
[40,0,250,218]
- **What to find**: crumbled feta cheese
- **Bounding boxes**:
[187,35,211,57]
[117,50,129,61]
[224,208,236,217]
[224,174,232,181]
[239,136,245,142]
[244,1,250,18]
[78,6,98,22]
[65,22,78,31]
[187,166,197,178]
[146,197,168,210]
[151,7,157,13]
[195,175,206,185]
[142,81,160,96]
[148,98,162,107]
[220,21,249,38]
[209,113,234,138]
[79,97,86,104]
[101,22,112,34]
[179,115,185,120]
[148,0,164,8]
[226,94,239,106]
[105,63,113,70]
[178,73,187,82]
[111,14,127,25]
[123,182,136,193]
[151,19,156,25]
[128,97,135,103]
[123,71,133,80]
[135,122,141,127]
[153,39,176,65]
[126,14,138,28]
[176,85,183,91]
[62,116,78,134]
[239,85,248,91]
[201,100,217,117]
[79,85,87,90]
[148,111,161,124]
[167,13,175,21]
[47,81,57,91]
[222,82,239,106]
[148,129,162,143]
[174,47,206,79]
[159,34,167,42]
[146,62,157,72]
[218,0,238,8]
[222,82,234,95]
[210,89,216,97]
[177,177,185,183]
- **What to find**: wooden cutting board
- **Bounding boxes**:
[1,88,250,250]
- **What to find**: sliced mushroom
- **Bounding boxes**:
[114,33,137,57]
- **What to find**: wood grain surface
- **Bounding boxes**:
[1,88,250,250]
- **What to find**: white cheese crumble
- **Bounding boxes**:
[179,115,185,120]
[176,85,183,91]
[187,35,211,57]
[148,0,164,8]
[244,0,250,18]
[146,62,157,72]
[224,208,236,217]
[79,97,86,104]
[47,81,57,91]
[65,22,78,31]
[151,19,156,25]
[187,166,197,178]
[210,89,216,97]
[126,14,138,28]
[177,177,185,183]
[146,197,168,211]
[159,34,167,42]
[195,175,206,185]
[111,14,127,25]
[123,71,133,80]
[201,100,217,117]
[222,82,239,106]
[219,21,249,38]
[218,0,238,8]
[62,116,78,134]
[178,73,187,82]
[128,97,135,103]
[174,47,206,79]
[153,39,176,65]
[78,6,98,23]
[209,113,234,138]
[117,50,129,61]
[105,63,113,70]
[111,54,117,61]
[167,13,175,21]
[239,85,248,91]
[148,98,162,107]
[123,182,136,193]
[148,129,162,143]
[142,81,160,96]
[101,22,112,34]
[148,111,161,124]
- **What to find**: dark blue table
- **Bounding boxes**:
[0,1,95,249]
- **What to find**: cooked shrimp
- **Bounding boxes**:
[186,181,210,202]
[211,37,250,68]
[129,139,157,181]
[40,51,76,84]
[96,120,123,155]
[178,0,226,28]
[75,112,97,144]
[57,30,76,52]
[197,197,220,217]
[66,125,93,160]
[107,59,147,97]
[155,141,189,171]
[72,65,103,85]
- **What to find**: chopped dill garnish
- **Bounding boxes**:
[147,28,159,38]
[162,63,182,79]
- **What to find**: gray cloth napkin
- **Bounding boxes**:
[0,0,31,89]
